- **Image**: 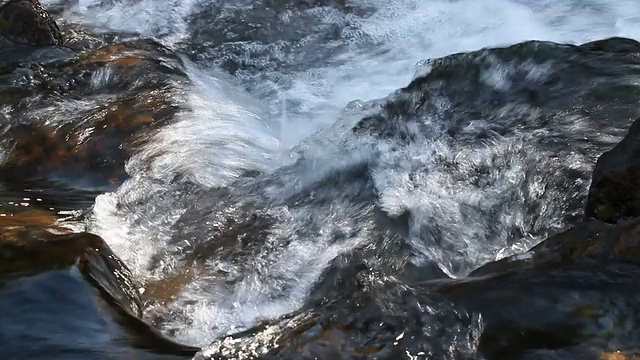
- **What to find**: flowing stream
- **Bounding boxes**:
[4,0,640,359]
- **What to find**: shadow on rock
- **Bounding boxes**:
[586,117,640,223]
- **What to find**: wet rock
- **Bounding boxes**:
[77,233,200,356]
[0,39,188,191]
[0,0,63,46]
[195,246,478,360]
[586,117,640,223]
[0,207,133,312]
[0,225,97,278]
[198,280,480,360]
[437,260,640,360]
[600,352,638,360]
[471,217,640,277]
[453,215,640,358]
[0,224,198,356]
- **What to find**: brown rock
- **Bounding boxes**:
[0,208,60,232]
[0,39,186,191]
[450,213,640,359]
[0,0,63,46]
[601,351,637,360]
[0,225,199,355]
[586,117,640,223]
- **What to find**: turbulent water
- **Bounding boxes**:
[4,0,640,359]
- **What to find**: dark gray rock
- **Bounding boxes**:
[0,0,63,46]
[586,117,640,223]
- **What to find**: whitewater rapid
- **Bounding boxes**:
[43,0,640,348]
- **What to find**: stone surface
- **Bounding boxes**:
[586,117,640,223]
[0,0,63,46]
[0,39,188,191]
[437,260,640,360]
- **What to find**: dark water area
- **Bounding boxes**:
[3,0,640,359]
[0,270,184,360]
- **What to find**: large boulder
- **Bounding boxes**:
[0,0,63,46]
[586,117,640,223]
[436,260,640,360]
[443,110,640,358]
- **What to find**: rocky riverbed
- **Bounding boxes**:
[2,1,640,359]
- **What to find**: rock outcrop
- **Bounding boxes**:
[0,38,188,191]
[0,0,63,46]
[437,116,640,359]
[586,117,640,223]
[0,219,199,356]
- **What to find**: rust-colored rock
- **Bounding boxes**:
[586,117,640,223]
[0,208,60,232]
[141,264,204,307]
[0,0,63,46]
[0,39,187,191]
[601,351,637,360]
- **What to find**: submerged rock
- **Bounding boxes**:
[0,39,188,191]
[0,0,63,46]
[586,117,640,223]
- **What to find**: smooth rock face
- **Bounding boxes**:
[586,117,640,223]
[0,221,198,356]
[0,0,63,46]
[437,260,640,360]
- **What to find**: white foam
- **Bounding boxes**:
[42,0,199,45]
[129,61,281,188]
[241,0,640,155]
[169,205,371,345]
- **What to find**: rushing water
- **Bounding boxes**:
[4,0,640,359]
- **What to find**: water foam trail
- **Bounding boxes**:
[90,61,280,276]
[41,0,200,45]
[130,61,281,188]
